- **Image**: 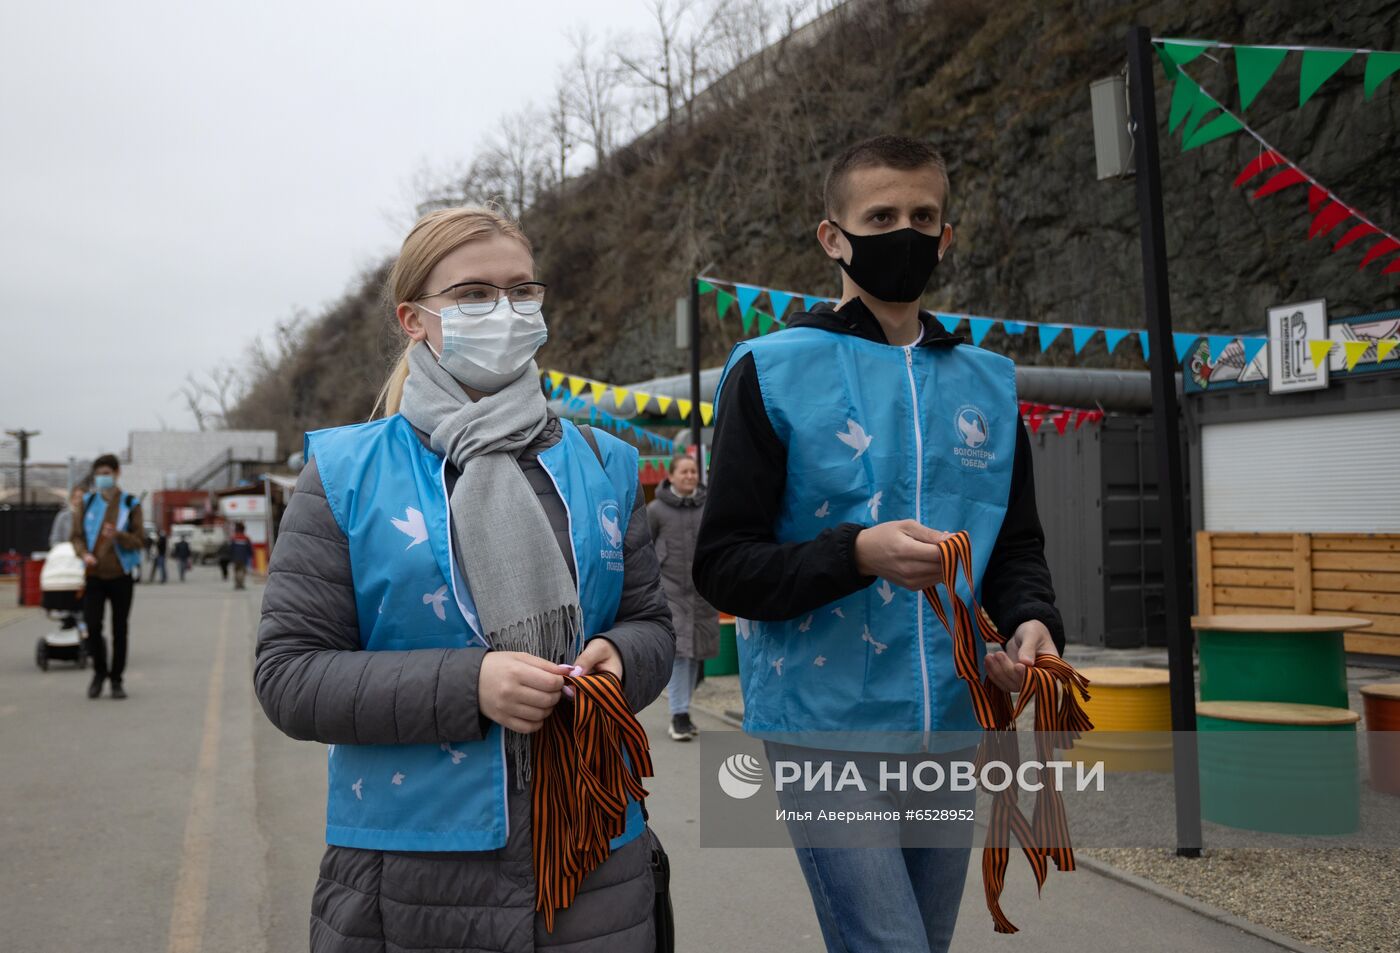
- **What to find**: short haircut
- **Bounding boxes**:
[92,453,121,473]
[823,135,950,220]
[234,521,246,533]
[668,454,698,474]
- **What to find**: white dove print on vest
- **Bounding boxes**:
[798,615,813,633]
[391,772,406,785]
[814,500,830,518]
[836,419,873,460]
[813,655,826,666]
[861,626,888,654]
[423,585,448,621]
[868,491,883,521]
[352,778,364,800]
[390,507,428,548]
[876,579,895,605]
[772,657,784,676]
[440,742,467,765]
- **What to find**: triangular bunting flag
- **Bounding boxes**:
[1308,339,1335,368]
[936,314,961,334]
[802,294,826,312]
[655,395,673,415]
[1377,339,1399,362]
[697,279,715,295]
[1159,40,1212,69]
[1253,167,1307,199]
[1104,328,1131,354]
[1235,45,1289,110]
[969,317,995,346]
[740,309,755,335]
[700,403,714,426]
[1365,51,1400,98]
[567,376,588,399]
[1241,337,1268,368]
[676,399,693,420]
[633,391,651,413]
[1027,409,1043,433]
[1071,326,1097,354]
[548,370,566,391]
[1343,340,1371,370]
[1207,335,1235,362]
[1299,49,1353,106]
[1168,74,1201,133]
[1038,324,1066,352]
[1384,258,1400,275]
[1173,332,1197,363]
[1181,82,1220,143]
[1309,201,1351,239]
[1139,331,1151,359]
[1053,410,1072,436]
[1358,237,1400,269]
[589,381,607,403]
[1003,321,1026,335]
[735,284,763,316]
[716,289,736,320]
[611,386,630,408]
[1183,112,1243,150]
[1334,222,1379,250]
[757,312,776,335]
[1233,150,1286,188]
[768,290,793,319]
[1308,185,1327,214]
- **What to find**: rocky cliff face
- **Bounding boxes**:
[232,0,1399,450]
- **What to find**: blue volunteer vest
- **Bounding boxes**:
[305,413,645,852]
[717,325,1019,750]
[82,491,142,573]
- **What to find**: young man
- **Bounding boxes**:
[693,136,1064,952]
[229,522,254,590]
[71,454,144,699]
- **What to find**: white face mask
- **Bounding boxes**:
[420,298,549,392]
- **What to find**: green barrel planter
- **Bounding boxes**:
[1197,701,1360,836]
[705,617,740,677]
[1193,614,1370,710]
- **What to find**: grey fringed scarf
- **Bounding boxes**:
[399,344,581,785]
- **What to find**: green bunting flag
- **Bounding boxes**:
[697,279,715,295]
[757,312,776,335]
[715,289,736,320]
[1299,49,1354,106]
[1183,112,1243,150]
[1234,46,1288,110]
[1365,50,1400,98]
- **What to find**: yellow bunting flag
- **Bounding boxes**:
[676,399,693,420]
[567,376,588,399]
[611,386,630,409]
[547,370,566,392]
[1343,340,1371,371]
[589,380,608,403]
[633,391,651,413]
[654,395,674,415]
[1378,338,1399,363]
[700,402,714,426]
[1308,339,1335,369]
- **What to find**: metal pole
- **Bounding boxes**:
[7,429,39,606]
[689,277,705,482]
[1127,24,1202,857]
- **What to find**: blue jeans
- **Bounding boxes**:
[667,657,702,715]
[766,742,975,953]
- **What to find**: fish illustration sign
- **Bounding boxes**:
[598,500,624,572]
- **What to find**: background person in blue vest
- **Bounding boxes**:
[693,136,1065,953]
[70,454,144,700]
[254,207,675,953]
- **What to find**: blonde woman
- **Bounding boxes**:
[255,207,675,952]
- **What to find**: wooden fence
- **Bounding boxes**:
[1195,532,1400,657]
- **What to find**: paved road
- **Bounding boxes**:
[0,576,1298,952]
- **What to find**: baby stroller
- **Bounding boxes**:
[36,542,88,671]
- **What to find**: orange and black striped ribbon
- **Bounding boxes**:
[531,670,654,933]
[923,531,1093,934]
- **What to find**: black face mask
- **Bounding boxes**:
[830,222,943,303]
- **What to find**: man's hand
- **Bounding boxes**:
[99,524,115,540]
[853,520,950,591]
[82,553,97,568]
[574,637,623,683]
[477,652,566,734]
[985,619,1059,693]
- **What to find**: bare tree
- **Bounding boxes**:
[483,108,549,219]
[615,0,693,130]
[544,79,575,186]
[565,26,624,167]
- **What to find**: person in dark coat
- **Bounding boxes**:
[228,522,253,589]
[647,454,719,741]
[254,206,674,953]
[171,537,192,582]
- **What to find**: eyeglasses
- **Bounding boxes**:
[417,280,547,316]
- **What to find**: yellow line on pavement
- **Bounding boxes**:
[166,596,231,953]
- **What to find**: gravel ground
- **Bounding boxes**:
[1082,847,1400,953]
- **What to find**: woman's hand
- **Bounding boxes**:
[985,619,1059,694]
[478,651,566,734]
[574,637,623,683]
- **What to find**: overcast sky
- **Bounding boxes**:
[1,0,647,461]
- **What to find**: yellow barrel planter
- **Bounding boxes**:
[1072,667,1173,773]
[1196,700,1361,836]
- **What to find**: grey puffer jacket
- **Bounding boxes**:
[255,417,674,953]
[646,482,720,660]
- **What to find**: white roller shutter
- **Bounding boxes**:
[1201,408,1400,533]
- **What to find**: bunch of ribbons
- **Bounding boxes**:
[531,670,654,932]
[923,531,1094,934]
